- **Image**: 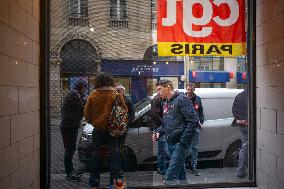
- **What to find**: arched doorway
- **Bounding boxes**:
[60,39,98,98]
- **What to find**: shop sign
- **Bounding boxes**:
[157,0,246,57]
[130,65,159,74]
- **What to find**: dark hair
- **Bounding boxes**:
[94,74,115,88]
[156,79,174,90]
[72,79,87,90]
[187,82,195,88]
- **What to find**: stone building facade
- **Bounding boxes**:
[49,0,153,118]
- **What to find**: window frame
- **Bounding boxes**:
[41,0,257,188]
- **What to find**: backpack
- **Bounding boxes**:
[107,94,128,137]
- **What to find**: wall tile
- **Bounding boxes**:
[10,164,29,189]
[0,143,19,180]
[0,0,10,25]
[0,86,18,116]
[276,157,284,182]
[32,0,40,20]
[256,43,268,67]
[0,116,10,149]
[0,54,12,86]
[256,64,284,88]
[269,177,284,189]
[10,2,26,33]
[256,169,269,189]
[19,87,39,113]
[260,108,277,132]
[19,136,33,159]
[268,37,284,66]
[0,22,11,56]
[18,0,33,14]
[260,150,277,178]
[277,110,284,134]
[10,58,27,87]
[267,87,284,110]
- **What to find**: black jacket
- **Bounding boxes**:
[61,89,84,128]
[159,92,199,148]
[186,93,204,124]
[151,94,163,130]
[232,90,248,121]
[125,97,135,125]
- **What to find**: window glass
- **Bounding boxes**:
[49,0,253,188]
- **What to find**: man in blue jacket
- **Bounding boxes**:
[153,80,199,185]
[185,83,204,176]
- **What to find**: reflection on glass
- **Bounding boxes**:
[49,0,251,188]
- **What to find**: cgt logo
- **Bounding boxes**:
[157,0,246,56]
[163,0,240,37]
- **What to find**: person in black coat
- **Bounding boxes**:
[185,83,204,176]
[151,93,168,176]
[60,79,87,182]
[232,89,248,178]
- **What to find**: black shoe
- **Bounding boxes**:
[66,170,80,182]
[191,168,200,176]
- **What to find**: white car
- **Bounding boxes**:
[78,88,243,171]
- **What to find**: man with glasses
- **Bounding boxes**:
[153,80,199,185]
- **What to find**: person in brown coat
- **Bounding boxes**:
[84,74,128,189]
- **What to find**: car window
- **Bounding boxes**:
[134,96,152,112]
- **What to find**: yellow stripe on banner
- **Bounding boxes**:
[157,42,246,57]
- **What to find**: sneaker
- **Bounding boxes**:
[66,170,80,182]
[191,168,200,176]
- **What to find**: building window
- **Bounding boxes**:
[193,57,224,71]
[69,0,89,26]
[69,0,88,17]
[110,0,128,28]
[237,56,247,72]
[151,0,157,30]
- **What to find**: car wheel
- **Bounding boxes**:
[122,147,137,172]
[224,140,241,167]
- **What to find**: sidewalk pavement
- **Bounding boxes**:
[51,168,252,189]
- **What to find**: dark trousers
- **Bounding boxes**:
[89,129,123,188]
[60,127,79,174]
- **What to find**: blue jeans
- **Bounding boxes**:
[188,128,200,168]
[166,143,187,183]
[238,127,248,176]
[157,136,168,175]
[89,129,123,188]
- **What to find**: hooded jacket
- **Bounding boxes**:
[84,87,128,131]
[159,91,199,148]
[61,81,86,128]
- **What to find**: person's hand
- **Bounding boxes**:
[199,122,203,129]
[236,119,247,126]
[152,132,160,141]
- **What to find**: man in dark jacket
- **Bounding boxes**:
[153,80,199,185]
[151,93,168,176]
[232,89,248,178]
[185,83,204,176]
[60,79,87,182]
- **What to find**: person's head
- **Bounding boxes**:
[115,84,125,95]
[94,74,115,88]
[72,79,87,95]
[186,82,196,96]
[156,80,174,100]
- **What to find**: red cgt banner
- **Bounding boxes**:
[157,0,246,57]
